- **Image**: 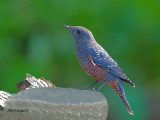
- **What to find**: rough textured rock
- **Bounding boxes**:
[0,87,108,120]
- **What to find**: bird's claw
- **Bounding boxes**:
[75,86,96,91]
[85,87,96,91]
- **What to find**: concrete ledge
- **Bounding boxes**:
[1,87,108,120]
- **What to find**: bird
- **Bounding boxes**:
[62,25,135,115]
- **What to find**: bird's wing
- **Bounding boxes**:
[88,48,135,86]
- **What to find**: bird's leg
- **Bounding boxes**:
[86,80,99,90]
[96,80,107,92]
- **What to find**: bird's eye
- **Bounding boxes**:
[77,30,81,35]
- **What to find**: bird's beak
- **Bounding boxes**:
[62,24,72,31]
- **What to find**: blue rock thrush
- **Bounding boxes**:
[63,25,135,115]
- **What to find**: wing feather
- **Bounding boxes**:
[88,48,135,86]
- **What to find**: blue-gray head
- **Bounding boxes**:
[62,25,96,45]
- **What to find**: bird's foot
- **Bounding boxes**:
[75,86,96,91]
[85,86,96,91]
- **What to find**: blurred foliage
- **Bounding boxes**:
[0,0,160,120]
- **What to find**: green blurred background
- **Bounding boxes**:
[0,0,160,119]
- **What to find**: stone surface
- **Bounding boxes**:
[0,87,108,120]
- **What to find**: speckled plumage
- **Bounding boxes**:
[63,25,135,115]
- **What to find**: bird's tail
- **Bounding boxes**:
[108,79,134,115]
